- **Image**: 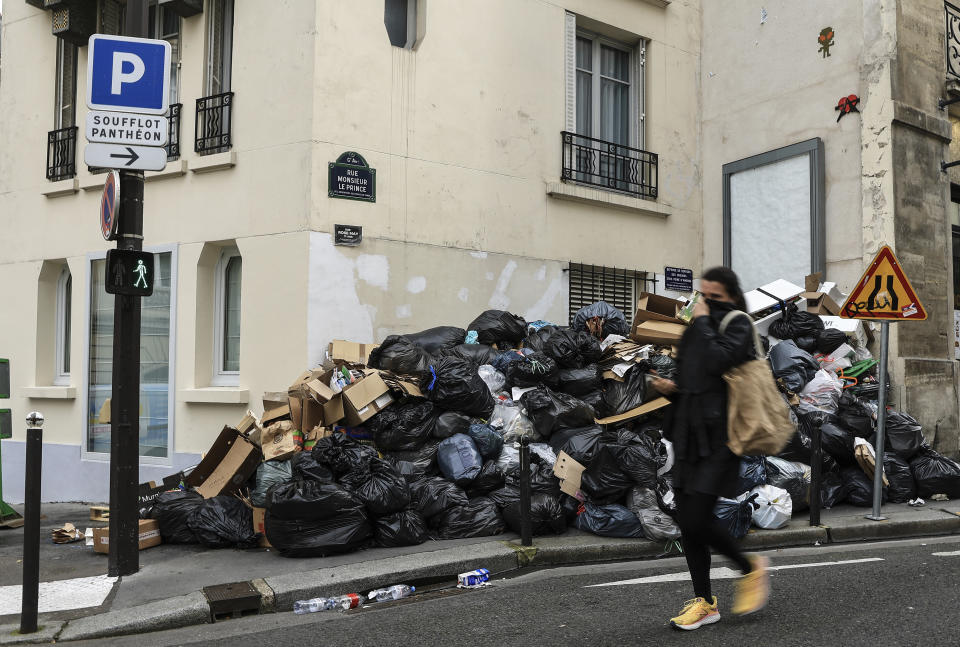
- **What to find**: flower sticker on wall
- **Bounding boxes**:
[835,94,860,122]
[818,27,835,57]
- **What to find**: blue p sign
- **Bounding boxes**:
[86,35,171,115]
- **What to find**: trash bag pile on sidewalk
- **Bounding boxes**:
[135,280,960,558]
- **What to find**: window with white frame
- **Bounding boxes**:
[54,38,78,129]
[212,249,241,384]
[575,35,633,146]
[205,0,234,95]
[148,2,181,104]
[54,268,72,386]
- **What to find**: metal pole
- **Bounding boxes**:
[809,414,822,527]
[518,436,532,547]
[867,322,890,521]
[19,412,44,635]
[109,0,149,578]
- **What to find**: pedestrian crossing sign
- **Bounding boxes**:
[840,245,926,321]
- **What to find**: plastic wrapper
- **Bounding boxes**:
[748,485,792,529]
[403,326,467,354]
[478,365,507,394]
[572,301,629,339]
[506,352,559,388]
[816,328,848,354]
[467,423,504,459]
[714,494,758,539]
[600,365,651,417]
[764,456,811,512]
[150,490,203,544]
[558,364,602,396]
[884,453,917,504]
[819,421,856,466]
[501,493,566,536]
[467,310,528,346]
[737,456,767,495]
[798,369,842,416]
[373,509,429,547]
[265,507,371,557]
[422,356,496,418]
[529,442,558,466]
[910,447,960,499]
[841,466,887,507]
[520,386,596,439]
[432,496,506,539]
[290,451,336,483]
[769,340,820,393]
[381,442,439,480]
[437,433,483,486]
[410,476,470,519]
[574,502,645,538]
[367,401,437,451]
[250,460,294,507]
[549,425,603,465]
[544,329,602,369]
[351,459,411,516]
[367,336,433,376]
[580,445,634,503]
[625,486,680,542]
[465,460,506,497]
[878,410,924,461]
[266,480,360,521]
[432,411,471,440]
[188,496,259,549]
[439,343,499,366]
[490,401,536,442]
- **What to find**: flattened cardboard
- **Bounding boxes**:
[323,395,346,425]
[328,340,377,365]
[186,426,261,498]
[261,403,291,427]
[94,519,161,554]
[262,392,289,411]
[595,396,671,425]
[630,320,686,345]
[553,451,586,500]
[261,420,300,461]
[251,507,271,548]
[634,292,684,324]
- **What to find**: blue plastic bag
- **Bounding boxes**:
[737,456,767,495]
[574,502,645,538]
[437,433,483,486]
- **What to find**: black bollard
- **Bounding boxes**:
[518,436,532,547]
[809,415,823,527]
[20,411,44,634]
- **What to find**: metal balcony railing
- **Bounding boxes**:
[947,1,960,79]
[46,126,78,181]
[166,103,182,161]
[195,92,233,155]
[561,131,658,200]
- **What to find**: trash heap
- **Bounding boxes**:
[134,277,960,557]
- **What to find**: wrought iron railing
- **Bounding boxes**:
[561,131,657,199]
[166,103,182,161]
[948,2,960,79]
[46,126,78,181]
[195,92,233,155]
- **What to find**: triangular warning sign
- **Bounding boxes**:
[840,245,927,320]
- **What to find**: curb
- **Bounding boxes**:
[6,513,960,643]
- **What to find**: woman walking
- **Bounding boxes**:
[651,266,770,631]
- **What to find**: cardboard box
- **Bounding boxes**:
[262,392,289,412]
[261,420,300,461]
[289,370,340,430]
[236,410,263,446]
[328,340,377,365]
[801,291,842,316]
[341,370,395,426]
[261,403,291,428]
[251,507,271,548]
[185,426,262,498]
[633,292,684,324]
[553,451,586,500]
[93,519,161,554]
[595,396,671,426]
[630,320,686,346]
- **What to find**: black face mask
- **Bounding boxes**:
[705,298,734,311]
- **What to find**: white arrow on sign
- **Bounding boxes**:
[85,143,167,172]
[86,110,168,147]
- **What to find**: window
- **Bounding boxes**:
[576,35,632,146]
[212,249,241,384]
[87,251,175,460]
[567,263,651,327]
[54,269,72,386]
[54,38,78,129]
[205,0,234,95]
[148,2,181,104]
[384,0,418,49]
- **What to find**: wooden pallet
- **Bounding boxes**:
[89,506,110,521]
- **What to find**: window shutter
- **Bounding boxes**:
[568,263,646,327]
[564,11,577,133]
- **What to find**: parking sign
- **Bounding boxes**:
[86,35,171,115]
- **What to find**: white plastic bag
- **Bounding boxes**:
[478,364,506,394]
[797,369,843,415]
[748,484,792,529]
[490,400,537,442]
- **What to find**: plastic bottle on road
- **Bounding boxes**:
[367,584,415,602]
[293,593,363,614]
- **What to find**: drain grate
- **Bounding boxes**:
[203,581,262,621]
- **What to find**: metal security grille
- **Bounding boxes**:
[567,263,652,327]
[947,1,960,79]
[195,91,233,155]
[166,103,182,160]
[46,126,78,181]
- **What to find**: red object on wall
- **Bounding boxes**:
[835,94,860,122]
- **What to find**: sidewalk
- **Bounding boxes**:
[2,499,959,643]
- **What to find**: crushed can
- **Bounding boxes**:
[457,568,491,588]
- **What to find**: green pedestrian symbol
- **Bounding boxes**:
[133,259,149,289]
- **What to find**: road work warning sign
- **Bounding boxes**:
[840,245,927,321]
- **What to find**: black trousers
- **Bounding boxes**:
[675,490,753,601]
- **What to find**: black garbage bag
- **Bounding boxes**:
[794,335,818,353]
[617,440,660,489]
[837,392,876,437]
[487,485,521,509]
[558,364,602,396]
[647,354,679,381]
[467,310,528,346]
[574,502,645,538]
[910,447,960,499]
[820,470,847,508]
[769,340,820,393]
[465,461,506,497]
[879,410,924,461]
[714,494,759,539]
[601,365,651,417]
[580,389,605,412]
[572,301,629,339]
[265,507,371,557]
[266,480,360,521]
[422,357,496,417]
[524,462,563,498]
[250,460,294,507]
[373,509,429,547]
[381,441,440,480]
[520,386,596,438]
[820,421,857,466]
[188,496,259,549]
[777,410,840,475]
[544,329,602,369]
[506,352,559,388]
[467,423,504,459]
[737,456,767,495]
[502,493,566,536]
[351,459,411,516]
[290,451,336,483]
[655,476,678,517]
[367,400,437,451]
[817,328,848,355]
[549,425,604,465]
[410,476,469,519]
[769,302,825,341]
[311,433,377,476]
[368,335,433,375]
[432,411,471,440]
[439,343,499,366]
[842,466,887,507]
[626,486,681,541]
[404,326,466,354]
[437,433,483,486]
[150,490,203,544]
[884,453,917,503]
[433,496,506,538]
[580,445,634,503]
[765,456,811,512]
[522,326,560,352]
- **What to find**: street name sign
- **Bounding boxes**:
[85,143,167,171]
[101,171,120,241]
[86,35,171,115]
[86,111,168,146]
[105,249,154,298]
[840,245,927,321]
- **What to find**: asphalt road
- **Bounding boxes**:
[73,535,960,647]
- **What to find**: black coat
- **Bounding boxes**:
[664,300,754,497]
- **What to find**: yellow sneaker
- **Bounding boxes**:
[731,555,770,615]
[669,596,720,631]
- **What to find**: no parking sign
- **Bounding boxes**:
[101,171,120,241]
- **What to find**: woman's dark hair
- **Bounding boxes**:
[702,266,747,311]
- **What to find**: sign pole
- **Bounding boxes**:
[108,0,149,578]
[866,321,890,521]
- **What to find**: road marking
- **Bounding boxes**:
[932,550,960,556]
[0,575,118,612]
[585,558,884,588]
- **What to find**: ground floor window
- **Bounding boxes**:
[567,263,650,327]
[87,251,174,459]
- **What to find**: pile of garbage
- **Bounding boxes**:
[134,280,960,557]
